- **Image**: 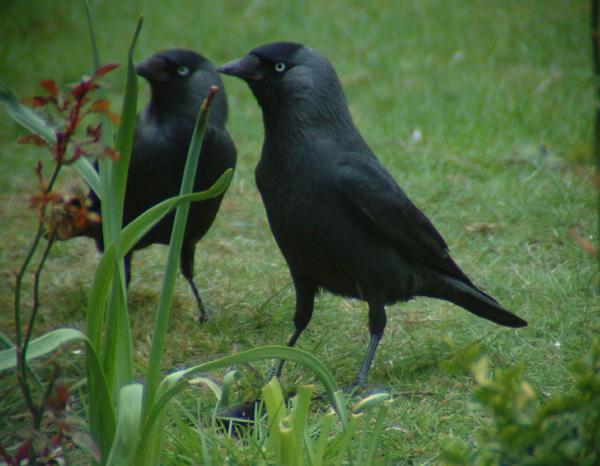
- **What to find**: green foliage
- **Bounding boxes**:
[163,378,390,465]
[441,339,600,466]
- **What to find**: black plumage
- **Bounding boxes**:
[85,49,236,321]
[219,42,525,385]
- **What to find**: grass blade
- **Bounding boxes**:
[364,403,389,466]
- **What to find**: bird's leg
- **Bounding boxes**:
[352,301,387,387]
[180,245,208,322]
[271,276,316,379]
[187,276,207,322]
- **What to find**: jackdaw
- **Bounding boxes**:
[83,49,237,321]
[218,42,526,385]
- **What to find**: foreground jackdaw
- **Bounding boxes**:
[84,49,237,321]
[219,42,526,385]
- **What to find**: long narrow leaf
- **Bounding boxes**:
[291,385,313,465]
[313,409,336,466]
[142,86,221,421]
[99,14,142,397]
[0,84,56,141]
[84,0,101,71]
[105,384,143,466]
[0,328,85,371]
[263,378,286,461]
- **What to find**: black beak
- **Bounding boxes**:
[217,54,264,81]
[135,55,169,82]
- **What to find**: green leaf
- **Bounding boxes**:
[0,328,85,371]
[98,15,142,395]
[263,377,287,462]
[313,409,336,466]
[142,86,221,425]
[106,384,143,466]
[291,384,313,465]
[0,83,56,142]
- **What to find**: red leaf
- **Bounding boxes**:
[90,99,110,113]
[22,96,52,107]
[93,63,120,78]
[109,112,121,125]
[103,147,119,160]
[55,382,69,409]
[69,80,98,100]
[39,79,59,96]
[18,134,48,146]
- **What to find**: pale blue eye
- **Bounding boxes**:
[177,66,190,76]
[274,62,286,73]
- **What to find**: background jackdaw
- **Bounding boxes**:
[83,49,237,322]
[219,42,526,385]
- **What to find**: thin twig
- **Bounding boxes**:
[24,232,56,353]
[14,162,62,430]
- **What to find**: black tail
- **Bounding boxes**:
[422,273,527,328]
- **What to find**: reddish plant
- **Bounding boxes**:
[5,64,119,465]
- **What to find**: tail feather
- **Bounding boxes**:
[422,274,527,328]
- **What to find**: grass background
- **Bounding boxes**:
[0,0,597,463]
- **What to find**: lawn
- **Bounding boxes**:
[0,0,597,464]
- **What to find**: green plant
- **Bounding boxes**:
[162,377,390,465]
[441,339,600,466]
[0,57,119,465]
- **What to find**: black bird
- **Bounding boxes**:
[218,42,526,386]
[84,49,237,321]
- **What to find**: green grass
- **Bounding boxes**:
[0,0,597,463]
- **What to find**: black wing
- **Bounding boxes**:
[335,156,474,286]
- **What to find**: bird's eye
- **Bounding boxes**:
[274,62,286,73]
[177,65,190,76]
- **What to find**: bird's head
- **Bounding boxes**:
[218,42,350,126]
[136,49,227,124]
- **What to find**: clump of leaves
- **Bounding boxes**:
[21,67,118,240]
[441,339,600,466]
[0,65,119,464]
[0,364,100,465]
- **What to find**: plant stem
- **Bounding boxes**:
[24,232,55,353]
[14,162,61,430]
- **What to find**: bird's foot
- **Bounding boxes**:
[266,360,284,382]
[343,380,392,398]
[197,305,211,324]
